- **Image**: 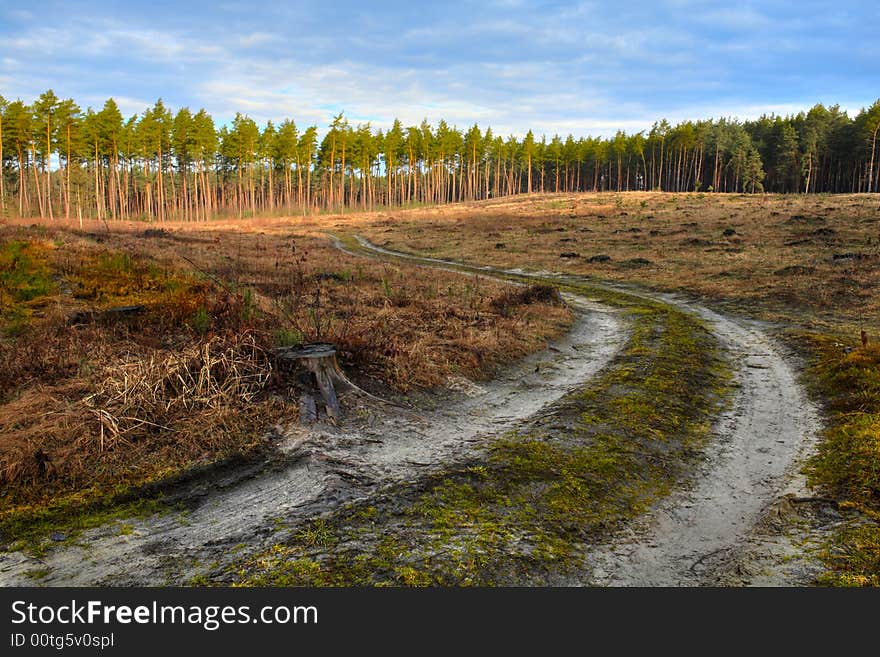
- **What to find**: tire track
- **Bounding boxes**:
[350,236,821,586]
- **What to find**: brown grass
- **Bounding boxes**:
[336,192,880,337]
[0,223,570,522]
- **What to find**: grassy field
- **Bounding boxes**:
[328,191,880,586]
[342,192,879,336]
[0,222,570,549]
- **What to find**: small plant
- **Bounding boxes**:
[274,328,303,348]
[191,306,212,335]
[239,288,257,324]
[24,567,52,580]
[297,519,335,547]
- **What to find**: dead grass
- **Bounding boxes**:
[0,224,570,536]
[75,227,573,391]
[339,192,880,337]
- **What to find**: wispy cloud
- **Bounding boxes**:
[237,32,278,48]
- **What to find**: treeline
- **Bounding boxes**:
[1,92,879,221]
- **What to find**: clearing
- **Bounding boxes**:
[1,192,877,586]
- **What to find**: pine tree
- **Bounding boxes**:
[33,90,59,219]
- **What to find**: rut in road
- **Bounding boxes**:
[350,236,821,586]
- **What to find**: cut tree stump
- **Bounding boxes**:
[275,342,406,423]
[299,393,318,424]
[276,343,347,420]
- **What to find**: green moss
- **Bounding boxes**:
[1,493,167,557]
[802,336,880,586]
[816,524,880,587]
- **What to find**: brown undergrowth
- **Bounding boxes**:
[0,225,570,543]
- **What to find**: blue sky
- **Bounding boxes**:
[1,0,878,136]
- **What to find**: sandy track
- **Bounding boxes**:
[350,238,821,586]
[0,269,625,586]
[582,293,820,585]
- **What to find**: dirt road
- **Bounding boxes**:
[350,237,822,586]
[0,271,625,586]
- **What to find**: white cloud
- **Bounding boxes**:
[237,32,278,48]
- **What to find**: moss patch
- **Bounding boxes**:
[2,492,167,558]
[803,337,880,586]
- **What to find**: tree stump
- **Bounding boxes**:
[276,343,346,420]
[276,342,404,423]
[299,393,318,424]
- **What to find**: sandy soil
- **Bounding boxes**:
[580,289,822,585]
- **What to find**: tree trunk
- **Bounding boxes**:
[527,154,532,194]
[46,114,53,220]
[18,150,27,216]
[32,144,45,218]
[869,124,879,193]
[65,124,71,219]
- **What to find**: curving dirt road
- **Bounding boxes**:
[582,292,821,585]
[348,236,822,586]
[0,235,820,586]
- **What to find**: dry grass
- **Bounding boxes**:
[0,223,570,528]
[67,226,573,391]
[339,192,880,337]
